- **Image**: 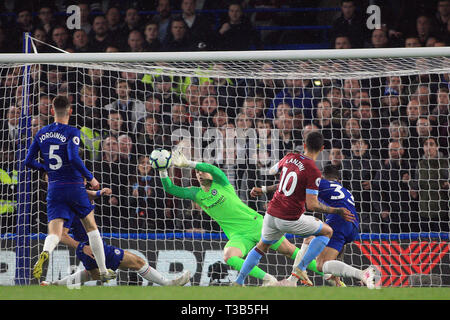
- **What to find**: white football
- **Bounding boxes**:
[150,148,172,170]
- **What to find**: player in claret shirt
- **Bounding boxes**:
[24,95,115,282]
[156,147,308,286]
[234,132,355,286]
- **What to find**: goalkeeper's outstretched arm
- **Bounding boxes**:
[158,170,199,201]
[171,150,229,185]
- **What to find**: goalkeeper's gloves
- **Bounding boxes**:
[172,149,197,168]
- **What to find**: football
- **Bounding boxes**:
[150,148,172,170]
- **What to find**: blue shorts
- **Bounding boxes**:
[76,241,124,271]
[326,218,359,253]
[47,185,95,222]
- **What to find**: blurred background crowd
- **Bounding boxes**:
[0,0,449,236]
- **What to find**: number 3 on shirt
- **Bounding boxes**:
[49,145,63,170]
[278,167,298,197]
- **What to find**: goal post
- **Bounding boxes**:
[1,44,450,287]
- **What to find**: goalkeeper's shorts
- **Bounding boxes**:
[225,234,286,257]
[76,241,124,271]
[46,185,94,222]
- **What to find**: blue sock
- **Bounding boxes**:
[235,247,264,285]
[297,236,329,271]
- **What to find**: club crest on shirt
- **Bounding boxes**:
[211,189,217,196]
[115,249,121,255]
[315,177,321,187]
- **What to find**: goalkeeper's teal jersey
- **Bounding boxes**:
[161,163,263,239]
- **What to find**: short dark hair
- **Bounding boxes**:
[323,164,341,181]
[52,95,70,116]
[305,131,324,152]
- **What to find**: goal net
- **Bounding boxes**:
[1,45,449,287]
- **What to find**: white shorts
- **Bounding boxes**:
[261,213,323,244]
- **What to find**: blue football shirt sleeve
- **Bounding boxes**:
[67,130,93,181]
[24,137,46,171]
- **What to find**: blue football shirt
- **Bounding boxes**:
[25,122,93,188]
[318,179,359,228]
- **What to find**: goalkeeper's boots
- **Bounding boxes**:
[361,266,376,289]
[170,270,191,286]
[99,269,117,282]
[292,267,313,287]
[33,251,49,280]
[262,274,278,287]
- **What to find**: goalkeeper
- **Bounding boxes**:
[158,149,318,285]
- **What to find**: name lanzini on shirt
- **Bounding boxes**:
[285,158,305,171]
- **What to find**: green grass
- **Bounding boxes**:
[1,286,449,300]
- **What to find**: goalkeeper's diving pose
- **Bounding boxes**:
[158,149,319,286]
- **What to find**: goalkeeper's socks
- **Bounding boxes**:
[226,256,267,280]
[235,247,264,285]
[137,263,170,286]
[322,260,363,280]
[297,236,329,271]
[87,229,108,274]
[42,234,60,254]
[53,269,91,286]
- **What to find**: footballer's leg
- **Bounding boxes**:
[33,218,65,279]
[224,241,276,285]
[120,251,190,286]
[316,246,346,287]
[80,211,114,281]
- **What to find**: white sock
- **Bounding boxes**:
[288,242,309,283]
[53,269,91,286]
[322,260,363,281]
[86,229,107,274]
[42,234,60,254]
[263,273,276,282]
[137,263,170,286]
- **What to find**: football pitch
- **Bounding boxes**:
[1,285,449,300]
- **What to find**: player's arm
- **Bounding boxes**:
[305,192,355,222]
[250,184,278,197]
[24,138,45,171]
[172,149,229,185]
[86,188,112,201]
[158,170,199,201]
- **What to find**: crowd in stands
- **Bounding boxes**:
[0,0,449,236]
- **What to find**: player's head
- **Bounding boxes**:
[322,164,341,182]
[51,95,71,118]
[304,131,324,155]
[195,169,213,186]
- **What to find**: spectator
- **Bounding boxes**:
[341,117,362,157]
[184,83,202,123]
[334,35,352,49]
[415,15,436,46]
[342,78,362,103]
[119,7,143,45]
[105,79,146,132]
[181,0,214,50]
[89,15,117,52]
[36,5,56,35]
[162,17,196,52]
[129,155,167,231]
[32,27,51,53]
[328,146,345,169]
[152,0,174,43]
[30,115,46,137]
[93,136,130,233]
[373,140,415,233]
[10,8,34,51]
[50,25,71,52]
[127,30,146,52]
[342,138,380,232]
[410,137,449,232]
[105,6,122,33]
[331,0,367,48]
[0,105,21,151]
[435,0,450,36]
[240,96,265,124]
[118,134,138,170]
[103,110,127,140]
[212,107,229,128]
[136,114,166,156]
[143,22,162,51]
[217,1,262,51]
[267,78,313,120]
[78,2,92,35]
[368,28,389,48]
[430,86,449,153]
[72,29,91,53]
[353,101,382,156]
[312,98,341,149]
[404,35,422,47]
[380,94,402,126]
[326,86,352,126]
[199,95,218,127]
[168,103,190,135]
